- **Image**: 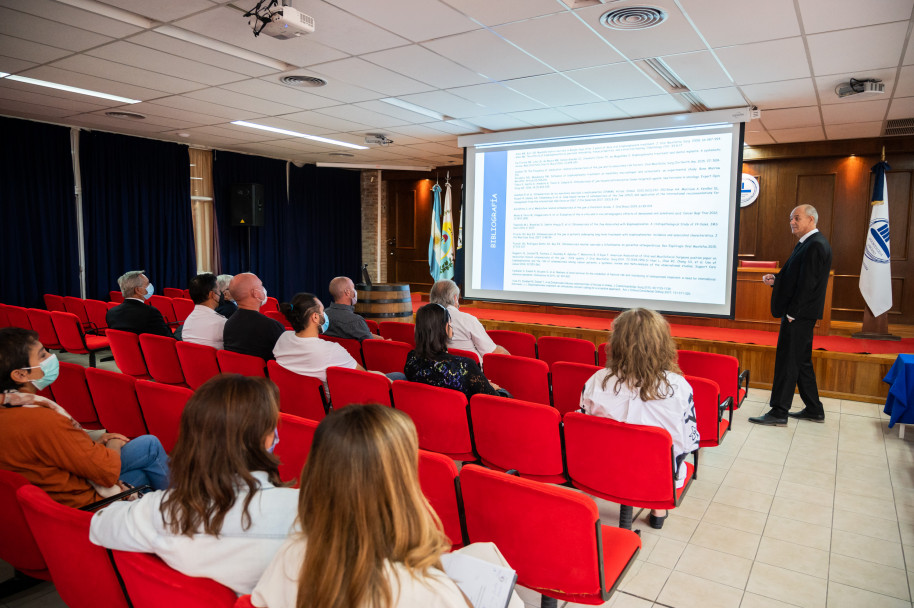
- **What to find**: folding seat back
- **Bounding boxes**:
[487,329,537,358]
[326,366,392,408]
[537,336,596,370]
[319,334,364,366]
[83,299,110,334]
[109,291,124,303]
[379,321,416,345]
[148,295,177,325]
[274,413,320,485]
[111,551,236,608]
[677,349,749,408]
[43,293,66,312]
[182,289,191,300]
[460,465,640,606]
[264,310,292,329]
[469,394,565,484]
[107,301,119,310]
[391,381,475,461]
[266,361,328,421]
[362,339,411,374]
[27,308,62,350]
[85,367,148,437]
[684,374,731,449]
[0,304,9,328]
[17,485,129,608]
[365,319,380,335]
[482,353,550,405]
[217,350,266,377]
[448,348,480,365]
[258,297,280,314]
[598,342,610,367]
[551,361,601,416]
[136,380,193,453]
[63,296,91,329]
[162,287,184,298]
[175,341,221,389]
[50,311,110,367]
[563,412,692,528]
[171,298,195,323]
[50,361,101,429]
[0,470,50,580]
[106,328,151,379]
[6,305,33,329]
[139,334,187,386]
[418,449,466,548]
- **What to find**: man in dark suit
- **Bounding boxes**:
[749,205,832,426]
[105,270,173,337]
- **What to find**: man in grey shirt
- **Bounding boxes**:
[323,276,383,341]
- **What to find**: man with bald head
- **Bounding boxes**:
[750,204,832,427]
[222,272,285,361]
[323,276,382,341]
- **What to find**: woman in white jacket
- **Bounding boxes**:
[89,374,298,595]
[580,308,699,529]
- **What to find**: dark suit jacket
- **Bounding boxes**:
[771,231,832,320]
[106,299,173,337]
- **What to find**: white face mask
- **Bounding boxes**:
[259,287,268,308]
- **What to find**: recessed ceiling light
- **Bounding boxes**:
[105,110,146,120]
[230,120,369,150]
[0,74,141,104]
[600,6,667,30]
[280,75,327,88]
[177,132,191,138]
[328,152,355,157]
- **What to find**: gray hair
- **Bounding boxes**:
[215,274,233,294]
[429,280,460,307]
[117,270,146,298]
[801,204,819,224]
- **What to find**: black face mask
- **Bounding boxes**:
[218,292,226,306]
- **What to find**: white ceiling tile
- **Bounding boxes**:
[184,132,252,147]
[84,109,207,131]
[0,56,37,74]
[352,99,445,123]
[661,51,733,90]
[17,65,169,102]
[0,7,113,52]
[0,83,109,113]
[362,45,488,89]
[807,21,908,76]
[315,104,410,128]
[192,123,288,143]
[814,68,897,105]
[894,65,914,98]
[575,0,706,60]
[767,125,825,143]
[150,95,264,120]
[220,79,337,110]
[502,73,602,108]
[422,29,551,81]
[821,99,888,124]
[889,96,914,119]
[556,101,628,122]
[446,82,545,113]
[324,0,479,42]
[0,0,143,38]
[95,0,217,22]
[0,35,72,65]
[288,1,409,55]
[184,87,302,114]
[715,38,811,85]
[66,113,186,134]
[740,79,819,109]
[307,57,433,96]
[692,87,748,109]
[679,0,801,47]
[565,63,664,100]
[440,0,563,26]
[506,107,577,127]
[421,120,476,135]
[397,90,497,118]
[275,69,382,104]
[759,106,821,130]
[744,130,775,145]
[386,124,456,140]
[612,95,688,116]
[824,121,884,140]
[494,12,623,71]
[86,42,248,86]
[132,102,229,126]
[275,110,374,133]
[406,141,462,156]
[798,0,914,34]
[0,97,84,119]
[129,32,277,78]
[465,113,534,130]
[232,115,335,135]
[51,55,203,95]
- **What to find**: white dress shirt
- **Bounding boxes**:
[272,332,357,396]
[181,305,227,350]
[446,305,497,360]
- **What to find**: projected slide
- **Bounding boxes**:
[460,110,749,317]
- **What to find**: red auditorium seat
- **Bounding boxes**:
[379,321,416,345]
[85,367,148,438]
[274,413,319,485]
[105,328,151,379]
[487,329,537,359]
[26,308,63,350]
[43,294,66,312]
[326,366,392,408]
[162,287,184,298]
[171,298,194,323]
[83,299,110,335]
[63,296,92,332]
[362,339,411,375]
[418,449,466,548]
[175,341,221,390]
[551,361,601,416]
[139,334,188,387]
[258,297,279,313]
[135,380,193,453]
[111,551,236,608]
[264,310,292,329]
[482,353,550,406]
[447,347,480,365]
[391,380,476,462]
[216,350,266,377]
[537,336,597,369]
[319,334,364,366]
[49,361,102,429]
[50,311,109,367]
[0,470,50,581]
[266,361,328,421]
[148,295,177,326]
[677,349,749,409]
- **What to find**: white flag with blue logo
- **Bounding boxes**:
[859,161,892,317]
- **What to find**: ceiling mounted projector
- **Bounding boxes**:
[835,78,885,99]
[365,134,394,146]
[246,2,315,39]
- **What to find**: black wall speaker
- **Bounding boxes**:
[229,183,264,227]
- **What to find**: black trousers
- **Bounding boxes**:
[769,317,822,418]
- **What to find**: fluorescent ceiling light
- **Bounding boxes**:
[0,72,9,78]
[445,118,481,131]
[54,0,154,28]
[156,26,294,72]
[231,121,369,150]
[380,98,448,121]
[1,74,141,103]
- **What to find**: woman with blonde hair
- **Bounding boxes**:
[90,374,298,595]
[252,404,470,608]
[580,308,699,529]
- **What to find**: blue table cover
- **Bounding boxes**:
[883,353,914,427]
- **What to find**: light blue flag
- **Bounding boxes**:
[429,183,443,280]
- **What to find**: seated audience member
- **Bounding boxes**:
[430,279,508,361]
[90,374,296,596]
[252,405,470,608]
[580,308,699,529]
[181,273,227,349]
[404,304,501,400]
[324,276,382,341]
[215,274,237,319]
[223,273,284,361]
[0,328,168,508]
[106,270,173,337]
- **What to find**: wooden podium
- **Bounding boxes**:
[734,267,833,335]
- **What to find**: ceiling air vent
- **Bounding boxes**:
[600,6,667,30]
[885,118,914,136]
[280,75,327,87]
[105,111,146,120]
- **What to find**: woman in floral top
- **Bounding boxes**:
[404,304,501,399]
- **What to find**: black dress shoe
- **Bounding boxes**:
[748,413,788,426]
[787,409,825,422]
[649,512,668,529]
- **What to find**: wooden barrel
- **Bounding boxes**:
[354,283,413,322]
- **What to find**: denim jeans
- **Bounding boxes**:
[119,435,169,491]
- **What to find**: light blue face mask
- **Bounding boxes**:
[143,283,155,300]
[268,427,279,453]
[320,312,330,334]
[23,354,60,390]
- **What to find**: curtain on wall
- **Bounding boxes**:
[80,131,194,300]
[0,117,80,307]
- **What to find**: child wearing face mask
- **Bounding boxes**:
[0,328,169,508]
